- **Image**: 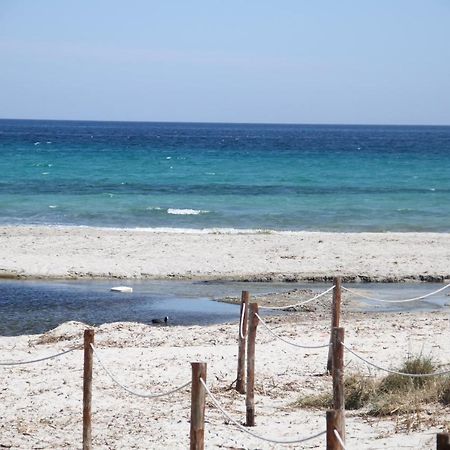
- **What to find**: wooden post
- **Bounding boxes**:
[327,277,342,373]
[437,433,450,450]
[246,303,259,427]
[83,329,94,450]
[326,410,345,450]
[236,290,250,394]
[190,362,207,450]
[332,327,345,443]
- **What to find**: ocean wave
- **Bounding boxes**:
[167,208,209,215]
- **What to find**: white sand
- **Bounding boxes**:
[0,225,449,281]
[1,225,450,448]
[1,310,449,449]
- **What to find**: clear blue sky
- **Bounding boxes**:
[1,1,449,125]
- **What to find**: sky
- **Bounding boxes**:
[0,1,449,125]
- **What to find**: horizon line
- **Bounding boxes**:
[1,116,450,128]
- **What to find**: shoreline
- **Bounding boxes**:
[0,225,449,282]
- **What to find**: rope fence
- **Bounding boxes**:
[200,378,327,445]
[255,312,330,349]
[0,345,80,366]
[259,285,335,310]
[342,343,450,377]
[239,301,246,340]
[91,344,190,398]
[342,282,450,304]
[334,429,348,450]
[2,278,450,449]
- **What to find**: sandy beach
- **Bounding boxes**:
[1,304,450,449]
[1,225,450,448]
[1,226,449,282]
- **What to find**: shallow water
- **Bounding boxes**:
[0,280,448,336]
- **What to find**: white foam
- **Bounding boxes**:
[131,227,274,234]
[167,208,209,215]
[6,224,312,236]
[48,205,57,209]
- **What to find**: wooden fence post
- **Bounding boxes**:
[327,277,342,373]
[326,410,345,450]
[246,303,259,427]
[83,329,95,450]
[437,433,450,450]
[332,327,345,443]
[236,290,250,394]
[190,362,207,450]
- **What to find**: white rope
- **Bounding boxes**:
[334,429,348,450]
[200,378,326,444]
[343,343,450,377]
[255,313,330,349]
[0,346,80,366]
[239,302,246,340]
[342,283,450,303]
[91,344,190,398]
[259,285,335,310]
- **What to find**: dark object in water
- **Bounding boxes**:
[152,316,169,325]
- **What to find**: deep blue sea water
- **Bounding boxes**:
[1,119,449,231]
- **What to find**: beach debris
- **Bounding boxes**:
[110,286,133,293]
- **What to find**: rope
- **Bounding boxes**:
[334,429,348,450]
[255,313,330,349]
[239,302,246,340]
[259,285,335,310]
[342,283,450,303]
[200,378,326,444]
[91,344,190,398]
[0,346,80,366]
[343,343,450,377]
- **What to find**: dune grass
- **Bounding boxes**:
[293,354,450,423]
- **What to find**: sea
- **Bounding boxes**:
[1,119,450,335]
[1,119,449,232]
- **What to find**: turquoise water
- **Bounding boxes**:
[1,119,449,231]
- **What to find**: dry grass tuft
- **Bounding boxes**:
[293,374,376,410]
[293,354,450,428]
